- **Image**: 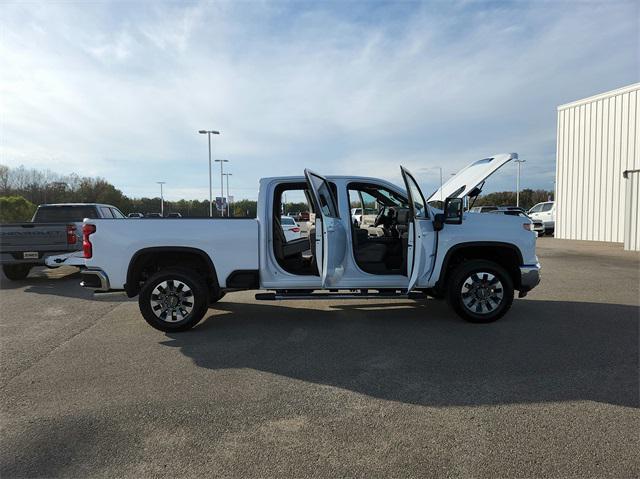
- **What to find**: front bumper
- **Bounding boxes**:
[80,269,110,292]
[519,263,541,293]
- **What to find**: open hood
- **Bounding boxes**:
[427,153,517,201]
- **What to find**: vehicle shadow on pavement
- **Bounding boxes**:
[161,298,639,409]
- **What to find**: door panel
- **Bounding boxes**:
[400,166,436,291]
[304,169,347,287]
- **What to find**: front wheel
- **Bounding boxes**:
[447,260,514,323]
[139,268,210,332]
[2,264,33,280]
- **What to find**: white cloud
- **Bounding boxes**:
[0,1,637,200]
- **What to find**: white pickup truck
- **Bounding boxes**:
[72,154,540,332]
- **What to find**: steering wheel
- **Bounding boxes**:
[373,206,386,227]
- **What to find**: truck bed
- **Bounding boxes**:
[84,218,260,289]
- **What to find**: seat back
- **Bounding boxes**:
[272,216,287,261]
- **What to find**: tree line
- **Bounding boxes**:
[0,164,258,221]
[471,189,553,210]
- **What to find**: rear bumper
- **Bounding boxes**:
[0,251,73,265]
[519,263,541,292]
[80,269,110,292]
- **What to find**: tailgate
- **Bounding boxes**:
[0,223,72,251]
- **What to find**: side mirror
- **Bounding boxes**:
[444,197,463,225]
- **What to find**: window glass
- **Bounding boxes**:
[377,188,408,208]
[33,206,98,222]
[360,191,379,211]
[404,174,428,219]
[100,207,114,218]
[308,173,339,218]
[541,203,553,212]
[110,208,125,218]
[530,204,542,213]
[281,216,296,226]
[280,188,312,220]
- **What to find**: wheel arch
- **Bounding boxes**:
[433,241,523,294]
[125,246,219,298]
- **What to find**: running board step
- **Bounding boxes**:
[255,291,426,301]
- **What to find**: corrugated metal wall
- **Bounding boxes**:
[624,170,640,251]
[556,83,640,244]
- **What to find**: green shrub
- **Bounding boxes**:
[0,196,37,222]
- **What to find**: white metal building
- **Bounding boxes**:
[555,83,640,251]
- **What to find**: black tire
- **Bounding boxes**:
[2,264,33,280]
[138,268,210,332]
[446,259,514,323]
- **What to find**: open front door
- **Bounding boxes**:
[304,169,347,287]
[401,166,436,291]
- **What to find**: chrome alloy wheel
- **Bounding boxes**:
[150,280,194,322]
[461,272,504,315]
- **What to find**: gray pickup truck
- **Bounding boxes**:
[0,203,125,280]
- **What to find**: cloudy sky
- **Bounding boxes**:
[1,0,637,200]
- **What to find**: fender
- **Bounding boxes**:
[125,246,219,297]
[430,241,524,287]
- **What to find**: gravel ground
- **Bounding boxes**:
[1,237,638,478]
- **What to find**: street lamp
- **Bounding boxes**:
[215,159,229,216]
[156,181,166,216]
[514,159,526,207]
[223,173,233,217]
[198,130,220,217]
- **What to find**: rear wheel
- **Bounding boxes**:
[139,268,210,332]
[2,264,32,280]
[447,260,514,323]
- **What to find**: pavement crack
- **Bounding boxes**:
[0,302,128,391]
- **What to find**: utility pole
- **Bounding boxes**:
[215,159,229,216]
[223,173,233,217]
[156,181,166,216]
[198,130,220,217]
[514,159,526,207]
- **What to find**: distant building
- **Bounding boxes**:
[555,83,639,251]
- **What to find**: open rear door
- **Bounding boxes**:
[304,169,347,287]
[401,166,436,291]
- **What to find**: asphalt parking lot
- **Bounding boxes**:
[1,238,638,478]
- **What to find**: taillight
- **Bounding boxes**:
[83,224,96,258]
[66,224,77,244]
[291,227,300,233]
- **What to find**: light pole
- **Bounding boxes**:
[198,130,220,217]
[514,159,526,207]
[215,159,229,216]
[223,173,233,217]
[156,181,166,216]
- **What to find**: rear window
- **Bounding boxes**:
[281,217,296,225]
[33,206,99,223]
